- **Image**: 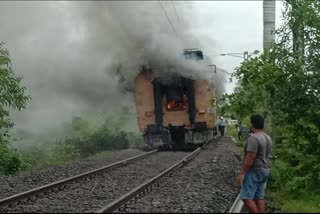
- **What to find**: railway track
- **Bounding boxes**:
[0,137,241,213]
[0,150,195,213]
[97,147,201,213]
[98,138,242,213]
[229,194,244,213]
[96,144,243,214]
[0,150,157,212]
[96,146,245,214]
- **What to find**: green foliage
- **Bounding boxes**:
[0,43,30,131]
[51,139,80,164]
[268,160,294,192]
[19,144,54,169]
[210,97,216,107]
[71,116,91,137]
[0,43,30,175]
[221,0,320,194]
[0,144,28,175]
[59,127,129,158]
[269,190,320,213]
[20,116,131,169]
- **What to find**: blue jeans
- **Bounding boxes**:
[240,168,271,200]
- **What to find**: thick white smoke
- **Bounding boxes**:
[71,1,227,93]
[0,1,227,135]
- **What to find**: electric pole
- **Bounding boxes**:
[263,0,276,51]
[263,0,276,163]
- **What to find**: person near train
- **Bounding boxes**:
[218,116,227,136]
[236,114,272,213]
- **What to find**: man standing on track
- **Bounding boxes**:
[236,114,272,213]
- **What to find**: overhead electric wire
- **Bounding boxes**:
[158,0,179,38]
[171,0,181,23]
[158,1,230,79]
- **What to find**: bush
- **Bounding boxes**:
[268,160,294,191]
[51,126,129,160]
[0,144,27,175]
[17,116,132,170]
[19,145,51,169]
[51,139,81,164]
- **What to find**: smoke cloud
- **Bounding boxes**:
[0,1,227,135]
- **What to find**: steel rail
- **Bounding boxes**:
[0,150,157,208]
[228,194,244,213]
[97,147,202,213]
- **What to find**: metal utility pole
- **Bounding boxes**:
[263,0,276,164]
[263,0,276,51]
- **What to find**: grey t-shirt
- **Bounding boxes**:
[243,132,272,169]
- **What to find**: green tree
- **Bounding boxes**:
[0,43,30,175]
[221,0,320,193]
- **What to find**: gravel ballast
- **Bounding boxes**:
[0,149,144,199]
[118,136,242,213]
[0,136,247,213]
[1,151,189,213]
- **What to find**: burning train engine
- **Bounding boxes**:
[135,49,217,150]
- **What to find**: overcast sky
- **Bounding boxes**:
[192,1,285,94]
[0,1,285,133]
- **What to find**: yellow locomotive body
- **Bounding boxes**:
[134,49,217,149]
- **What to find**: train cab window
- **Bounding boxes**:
[166,87,188,111]
[166,96,188,111]
[155,74,193,112]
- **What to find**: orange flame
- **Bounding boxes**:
[167,100,175,109]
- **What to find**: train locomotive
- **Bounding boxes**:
[135,49,217,150]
